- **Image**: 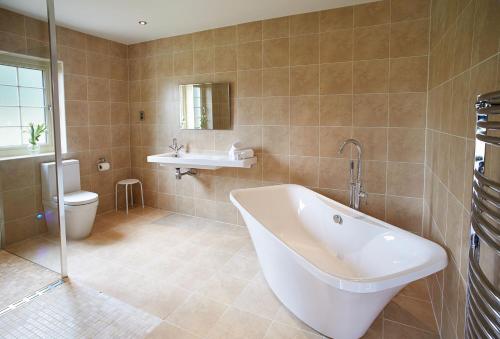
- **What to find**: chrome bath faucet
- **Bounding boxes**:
[339,138,366,210]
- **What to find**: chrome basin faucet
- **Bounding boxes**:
[169,138,184,157]
[339,138,366,210]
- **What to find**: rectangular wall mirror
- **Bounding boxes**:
[179,83,231,130]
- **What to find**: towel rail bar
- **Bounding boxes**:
[465,89,500,339]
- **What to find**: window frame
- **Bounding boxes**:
[0,52,65,157]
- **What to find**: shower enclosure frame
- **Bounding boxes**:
[47,0,68,278]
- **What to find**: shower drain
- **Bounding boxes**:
[0,279,65,317]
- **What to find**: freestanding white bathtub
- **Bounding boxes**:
[230,185,447,339]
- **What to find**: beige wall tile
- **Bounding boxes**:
[353,0,390,27]
[353,93,388,127]
[193,30,214,50]
[319,95,352,126]
[88,77,109,101]
[214,46,237,72]
[320,7,354,31]
[290,34,319,65]
[319,126,352,157]
[0,8,26,35]
[64,74,88,100]
[237,21,262,43]
[470,0,500,65]
[390,19,429,58]
[290,96,319,126]
[388,128,425,162]
[262,97,289,125]
[353,59,389,93]
[262,38,289,68]
[290,12,319,35]
[391,0,430,22]
[65,101,89,126]
[262,17,289,39]
[86,35,109,54]
[386,196,423,234]
[237,98,262,125]
[352,127,388,160]
[319,157,350,189]
[290,156,319,186]
[291,65,319,95]
[67,126,90,152]
[353,24,389,60]
[174,51,193,75]
[452,4,474,76]
[262,68,289,97]
[59,46,87,75]
[237,41,262,70]
[387,162,424,197]
[389,56,428,92]
[89,126,112,150]
[88,101,110,125]
[290,127,319,156]
[362,161,387,194]
[87,52,110,78]
[213,26,237,46]
[171,34,193,52]
[389,92,426,128]
[238,70,262,97]
[194,49,214,74]
[320,62,352,94]
[319,29,353,63]
[263,126,289,155]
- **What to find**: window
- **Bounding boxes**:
[0,63,50,147]
[0,52,66,158]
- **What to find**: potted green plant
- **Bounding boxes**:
[26,123,47,154]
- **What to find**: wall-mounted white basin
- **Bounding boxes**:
[147,152,257,170]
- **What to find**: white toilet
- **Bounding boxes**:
[41,159,99,240]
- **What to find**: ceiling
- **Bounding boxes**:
[1,0,377,44]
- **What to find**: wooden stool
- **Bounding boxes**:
[115,179,144,214]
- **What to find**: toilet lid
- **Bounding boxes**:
[52,191,99,206]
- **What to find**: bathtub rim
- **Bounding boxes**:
[230,184,448,294]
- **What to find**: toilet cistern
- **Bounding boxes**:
[339,138,366,210]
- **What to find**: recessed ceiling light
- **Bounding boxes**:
[138,20,147,25]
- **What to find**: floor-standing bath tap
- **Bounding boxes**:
[339,138,366,210]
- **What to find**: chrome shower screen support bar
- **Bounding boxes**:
[466,90,500,338]
[47,0,68,278]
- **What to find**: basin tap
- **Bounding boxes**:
[339,138,366,210]
[169,138,184,156]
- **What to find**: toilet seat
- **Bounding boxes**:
[52,190,99,206]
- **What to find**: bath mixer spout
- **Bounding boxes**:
[339,138,366,210]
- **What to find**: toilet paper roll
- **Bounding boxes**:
[97,162,111,171]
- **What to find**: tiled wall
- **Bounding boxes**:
[424,0,500,337]
[128,0,431,230]
[0,8,130,245]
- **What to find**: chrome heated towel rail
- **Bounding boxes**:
[466,90,500,339]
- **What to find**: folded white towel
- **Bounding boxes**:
[232,148,254,160]
[228,142,254,160]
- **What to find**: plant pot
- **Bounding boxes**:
[27,143,40,154]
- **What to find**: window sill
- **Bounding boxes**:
[0,152,55,161]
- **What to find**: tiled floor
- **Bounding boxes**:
[0,280,160,338]
[0,250,60,310]
[2,207,440,338]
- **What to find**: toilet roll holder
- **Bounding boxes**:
[97,157,111,171]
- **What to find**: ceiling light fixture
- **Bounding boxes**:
[138,20,147,25]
